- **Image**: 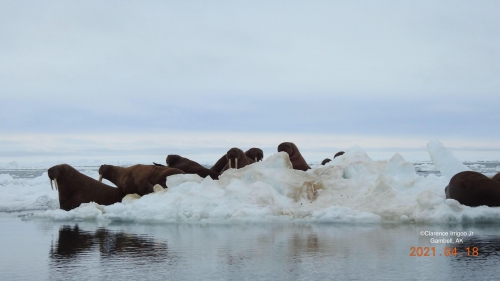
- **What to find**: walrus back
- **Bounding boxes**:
[167,155,219,179]
[210,154,228,174]
[321,158,332,165]
[492,172,500,182]
[446,171,500,207]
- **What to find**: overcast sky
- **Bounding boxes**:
[1,1,500,163]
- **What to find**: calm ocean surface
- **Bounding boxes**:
[1,213,500,281]
[1,162,500,280]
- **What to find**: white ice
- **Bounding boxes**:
[1,140,499,224]
[426,140,471,181]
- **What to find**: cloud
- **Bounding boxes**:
[2,95,500,142]
[2,1,499,101]
[1,1,499,162]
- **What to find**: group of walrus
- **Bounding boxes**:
[47,141,500,212]
[48,142,343,211]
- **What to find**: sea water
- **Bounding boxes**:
[1,213,500,281]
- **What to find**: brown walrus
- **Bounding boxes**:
[48,164,125,211]
[98,164,184,196]
[166,154,220,179]
[210,153,230,174]
[492,172,500,182]
[219,147,253,173]
[277,142,310,171]
[211,147,263,174]
[445,171,500,207]
[245,148,264,162]
[334,151,345,158]
[321,158,331,165]
[322,151,345,165]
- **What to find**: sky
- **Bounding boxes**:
[1,1,500,164]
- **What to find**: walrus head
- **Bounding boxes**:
[245,148,264,162]
[226,148,242,169]
[166,154,182,166]
[98,164,113,182]
[277,142,294,156]
[48,164,72,190]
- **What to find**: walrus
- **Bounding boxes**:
[98,164,184,196]
[48,164,125,211]
[277,142,310,171]
[211,147,263,174]
[166,154,220,179]
[445,171,500,207]
[321,151,345,165]
[334,151,345,158]
[219,147,253,173]
[210,154,230,174]
[245,148,264,162]
[492,172,500,182]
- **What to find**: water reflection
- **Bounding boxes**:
[50,225,95,259]
[49,225,174,280]
[50,225,170,261]
[454,236,500,260]
[41,223,500,281]
[445,235,500,280]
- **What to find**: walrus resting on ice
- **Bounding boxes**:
[166,154,220,179]
[48,164,125,211]
[98,164,184,196]
[277,142,310,171]
[219,147,252,173]
[445,171,500,207]
[210,152,230,174]
[334,151,345,158]
[245,148,264,162]
[211,147,263,174]
[321,158,331,165]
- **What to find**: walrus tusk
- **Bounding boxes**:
[50,179,53,190]
[228,158,232,169]
[235,158,238,169]
[54,178,59,191]
[255,157,257,162]
[98,174,102,182]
